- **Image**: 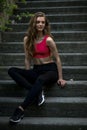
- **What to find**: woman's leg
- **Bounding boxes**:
[8,67,38,89]
[9,70,58,124]
[8,67,39,124]
[21,71,58,109]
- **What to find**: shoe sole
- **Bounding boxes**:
[9,114,24,123]
[38,95,45,106]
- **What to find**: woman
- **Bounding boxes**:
[8,12,66,124]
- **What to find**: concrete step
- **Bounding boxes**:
[0,117,87,130]
[7,22,87,32]
[2,31,87,42]
[56,41,87,53]
[0,97,87,117]
[0,80,87,97]
[16,0,87,8]
[0,42,24,53]
[0,41,87,53]
[13,6,87,15]
[10,13,87,23]
[0,53,87,66]
[0,66,87,80]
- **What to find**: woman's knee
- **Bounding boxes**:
[36,76,46,84]
[8,67,16,75]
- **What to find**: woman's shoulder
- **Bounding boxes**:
[46,35,55,47]
[24,36,28,43]
[46,36,54,43]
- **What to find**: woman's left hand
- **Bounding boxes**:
[57,79,66,88]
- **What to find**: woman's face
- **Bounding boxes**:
[36,16,45,32]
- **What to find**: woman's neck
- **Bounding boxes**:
[36,33,45,42]
[36,32,44,39]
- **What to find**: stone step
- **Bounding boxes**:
[16,0,87,8]
[0,66,87,80]
[0,97,87,117]
[0,42,24,53]
[0,80,87,97]
[7,22,87,32]
[2,31,87,42]
[13,6,87,15]
[56,42,87,53]
[0,41,87,53]
[0,53,87,66]
[10,13,87,23]
[0,117,87,130]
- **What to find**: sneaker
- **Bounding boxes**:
[38,91,45,106]
[9,108,24,124]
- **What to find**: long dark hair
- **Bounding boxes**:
[25,12,52,56]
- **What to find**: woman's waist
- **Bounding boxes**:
[33,61,58,72]
[33,57,54,65]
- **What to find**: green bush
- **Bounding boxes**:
[0,0,18,31]
[0,0,28,31]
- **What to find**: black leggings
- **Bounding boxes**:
[8,62,58,109]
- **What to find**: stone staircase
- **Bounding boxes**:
[0,0,87,129]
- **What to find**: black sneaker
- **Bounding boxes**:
[38,91,45,106]
[9,108,24,124]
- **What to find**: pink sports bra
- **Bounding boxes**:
[33,35,51,58]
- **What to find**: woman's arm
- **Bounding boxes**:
[24,36,31,70]
[46,37,66,87]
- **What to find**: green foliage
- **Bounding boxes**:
[16,12,34,21]
[0,0,17,14]
[0,17,12,31]
[0,0,30,31]
[20,0,27,4]
[0,0,17,31]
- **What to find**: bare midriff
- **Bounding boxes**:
[33,56,54,65]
